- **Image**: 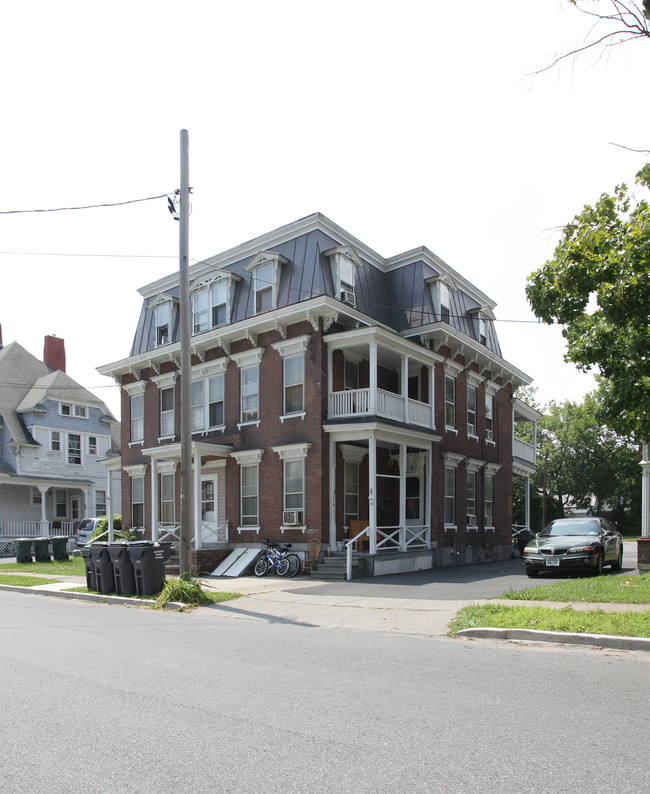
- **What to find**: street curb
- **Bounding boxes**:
[456,627,650,652]
[0,583,184,611]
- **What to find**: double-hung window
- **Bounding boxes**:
[132,477,144,528]
[444,467,455,526]
[191,373,225,432]
[88,436,97,456]
[160,387,174,436]
[241,366,259,422]
[131,394,144,442]
[484,474,494,526]
[485,393,494,441]
[155,302,171,346]
[272,336,309,419]
[467,472,477,525]
[244,252,288,315]
[445,376,455,429]
[241,465,259,527]
[95,490,107,515]
[192,278,234,333]
[55,489,67,518]
[160,473,175,523]
[273,443,311,529]
[467,386,477,437]
[50,431,61,452]
[68,434,81,465]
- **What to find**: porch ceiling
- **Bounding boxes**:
[141,441,233,461]
[323,420,438,448]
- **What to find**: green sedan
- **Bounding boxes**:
[522,517,623,578]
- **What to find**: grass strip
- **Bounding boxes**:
[0,558,86,576]
[449,603,650,638]
[502,572,650,604]
[63,585,242,607]
[0,574,61,587]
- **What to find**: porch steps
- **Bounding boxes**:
[309,555,364,581]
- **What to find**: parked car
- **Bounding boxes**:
[76,517,105,546]
[522,517,623,578]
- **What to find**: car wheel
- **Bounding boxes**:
[526,569,539,578]
[591,550,604,577]
[611,546,623,572]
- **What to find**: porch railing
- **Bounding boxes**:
[193,521,229,546]
[513,437,536,465]
[0,520,77,538]
[345,524,431,580]
[329,388,433,429]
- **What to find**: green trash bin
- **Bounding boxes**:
[51,536,69,561]
[33,537,51,562]
[79,547,96,590]
[128,541,172,596]
[14,538,33,563]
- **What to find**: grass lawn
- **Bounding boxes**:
[502,572,650,605]
[449,603,650,638]
[0,558,86,576]
[0,573,61,587]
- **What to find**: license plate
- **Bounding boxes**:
[545,557,560,567]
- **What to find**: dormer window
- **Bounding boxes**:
[427,276,455,324]
[325,246,362,307]
[470,307,492,346]
[148,295,178,347]
[244,252,289,314]
[191,274,239,334]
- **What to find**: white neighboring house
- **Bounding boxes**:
[0,331,121,539]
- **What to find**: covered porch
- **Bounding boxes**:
[326,422,438,575]
[140,440,232,549]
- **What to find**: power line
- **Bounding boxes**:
[0,250,177,259]
[0,193,172,215]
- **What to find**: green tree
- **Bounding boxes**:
[526,166,650,441]
[514,385,641,532]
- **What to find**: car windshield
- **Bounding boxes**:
[540,519,599,537]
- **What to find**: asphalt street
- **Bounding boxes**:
[1,591,649,794]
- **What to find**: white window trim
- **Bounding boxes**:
[230,449,264,534]
[50,430,61,452]
[243,251,289,314]
[190,273,240,335]
[324,246,362,306]
[148,294,178,348]
[273,335,309,420]
[272,443,311,534]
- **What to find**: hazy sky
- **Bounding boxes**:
[2,0,648,419]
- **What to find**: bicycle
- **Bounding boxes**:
[254,539,301,577]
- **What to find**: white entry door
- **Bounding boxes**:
[200,476,219,544]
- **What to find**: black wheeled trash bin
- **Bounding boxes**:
[91,543,115,594]
[14,538,33,563]
[128,541,172,596]
[80,547,96,590]
[51,535,69,560]
[33,537,50,562]
[108,542,136,596]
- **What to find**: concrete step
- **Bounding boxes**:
[310,556,364,581]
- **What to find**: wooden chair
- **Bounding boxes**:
[303,538,321,573]
[349,520,370,552]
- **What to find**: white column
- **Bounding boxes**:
[38,487,49,535]
[399,444,407,550]
[641,442,650,538]
[106,470,115,542]
[327,347,333,417]
[329,436,337,551]
[426,446,432,547]
[401,355,409,423]
[194,447,202,549]
[369,433,377,554]
[369,341,377,415]
[525,474,531,531]
[429,365,435,429]
[151,459,159,541]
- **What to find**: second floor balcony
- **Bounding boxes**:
[328,387,435,429]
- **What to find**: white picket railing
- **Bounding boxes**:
[0,520,77,538]
[329,388,434,429]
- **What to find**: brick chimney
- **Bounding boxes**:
[44,335,66,372]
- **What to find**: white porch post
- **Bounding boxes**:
[151,459,159,541]
[399,444,407,550]
[194,447,202,550]
[525,474,531,531]
[428,365,435,429]
[426,446,432,547]
[401,354,409,424]
[369,433,377,554]
[327,347,333,418]
[106,469,115,543]
[329,436,337,551]
[369,341,377,415]
[641,442,650,538]
[38,487,49,534]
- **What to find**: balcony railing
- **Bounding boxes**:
[329,388,434,430]
[513,437,536,465]
[0,521,77,538]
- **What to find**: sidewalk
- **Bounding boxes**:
[2,567,649,651]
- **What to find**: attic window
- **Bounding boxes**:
[325,246,362,307]
[428,278,451,324]
[470,308,491,346]
[191,275,238,334]
[156,302,171,346]
[244,252,289,315]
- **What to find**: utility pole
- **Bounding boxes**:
[178,130,192,578]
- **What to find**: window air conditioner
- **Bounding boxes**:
[486,429,494,441]
[466,515,477,526]
[485,515,494,527]
[468,424,476,436]
[283,510,303,526]
[340,288,355,306]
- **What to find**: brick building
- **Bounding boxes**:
[98,214,538,575]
